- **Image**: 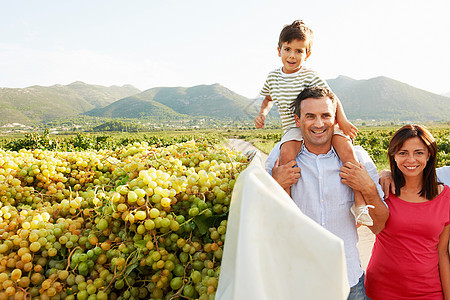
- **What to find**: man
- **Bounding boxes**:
[266,86,389,300]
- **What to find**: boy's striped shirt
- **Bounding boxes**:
[260,67,331,132]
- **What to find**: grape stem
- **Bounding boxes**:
[151,229,160,252]
[105,249,139,292]
[65,246,81,271]
[168,260,193,300]
[16,286,31,300]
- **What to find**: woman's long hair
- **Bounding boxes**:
[388,124,439,200]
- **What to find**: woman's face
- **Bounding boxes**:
[394,137,430,177]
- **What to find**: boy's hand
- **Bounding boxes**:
[339,120,358,140]
[272,159,301,189]
[378,169,395,199]
[254,113,266,129]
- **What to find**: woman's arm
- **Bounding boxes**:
[438,224,450,299]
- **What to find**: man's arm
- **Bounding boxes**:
[340,162,389,234]
[437,166,450,186]
[378,169,395,198]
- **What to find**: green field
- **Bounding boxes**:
[1,126,449,171]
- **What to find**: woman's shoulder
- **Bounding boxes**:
[439,184,449,192]
[436,184,450,202]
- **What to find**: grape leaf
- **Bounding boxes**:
[134,240,147,249]
[193,212,228,235]
[121,176,130,185]
[125,262,139,277]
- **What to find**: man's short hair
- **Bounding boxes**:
[292,86,337,117]
[278,20,313,54]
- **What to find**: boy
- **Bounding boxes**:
[255,20,373,226]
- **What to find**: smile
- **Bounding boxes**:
[404,166,419,170]
[311,129,326,134]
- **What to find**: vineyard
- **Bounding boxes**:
[0,136,248,300]
[0,126,448,299]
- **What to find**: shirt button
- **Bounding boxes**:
[322,222,325,226]
[321,199,324,202]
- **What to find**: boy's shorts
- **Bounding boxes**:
[280,126,351,145]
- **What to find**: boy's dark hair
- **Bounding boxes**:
[278,20,314,54]
[388,124,439,200]
[292,86,337,117]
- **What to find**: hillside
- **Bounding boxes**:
[87,84,259,121]
[65,81,141,108]
[84,96,186,119]
[444,91,450,98]
[327,76,450,121]
[144,84,255,119]
[0,83,140,125]
[1,77,449,126]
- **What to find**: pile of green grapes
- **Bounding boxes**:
[0,140,249,300]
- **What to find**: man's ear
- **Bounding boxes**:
[294,114,301,127]
[305,51,312,60]
[277,46,281,57]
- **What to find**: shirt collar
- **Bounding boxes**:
[279,66,303,77]
[299,143,337,158]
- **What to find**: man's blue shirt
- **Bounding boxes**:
[265,143,385,287]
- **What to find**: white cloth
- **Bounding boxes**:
[216,151,350,300]
[437,166,450,185]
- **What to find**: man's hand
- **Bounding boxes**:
[378,169,395,199]
[340,162,390,234]
[339,162,374,193]
[254,113,266,129]
[272,159,301,190]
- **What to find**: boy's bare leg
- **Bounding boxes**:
[332,135,374,226]
[279,140,303,196]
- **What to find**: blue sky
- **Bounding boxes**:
[1,0,449,98]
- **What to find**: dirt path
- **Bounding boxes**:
[226,138,268,165]
[226,138,375,270]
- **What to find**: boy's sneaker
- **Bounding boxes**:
[351,204,375,226]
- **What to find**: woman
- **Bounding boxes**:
[365,124,450,299]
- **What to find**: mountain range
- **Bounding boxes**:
[328,76,450,121]
[84,84,259,121]
[0,76,449,126]
[0,82,140,125]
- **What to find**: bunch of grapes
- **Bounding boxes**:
[0,140,249,300]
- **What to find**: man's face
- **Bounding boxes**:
[294,96,336,154]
